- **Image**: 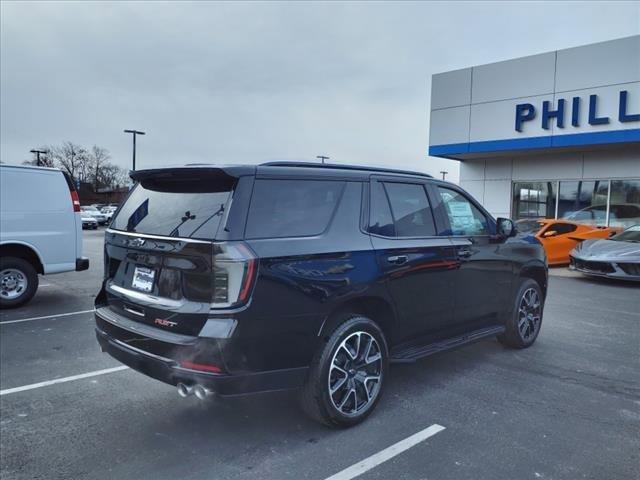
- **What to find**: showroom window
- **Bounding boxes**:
[511,179,640,228]
[609,180,640,228]
[512,182,556,219]
[558,180,609,226]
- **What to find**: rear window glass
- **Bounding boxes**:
[111,182,232,240]
[245,179,345,239]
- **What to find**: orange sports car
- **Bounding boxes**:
[516,219,621,266]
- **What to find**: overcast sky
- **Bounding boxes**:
[1,1,639,181]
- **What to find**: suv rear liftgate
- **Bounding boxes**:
[95,166,307,399]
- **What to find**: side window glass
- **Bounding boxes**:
[384,182,436,237]
[369,181,396,237]
[546,223,578,236]
[245,179,344,239]
[437,187,489,236]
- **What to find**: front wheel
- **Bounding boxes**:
[300,315,388,428]
[498,278,544,349]
[0,257,39,308]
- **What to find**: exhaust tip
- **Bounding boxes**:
[193,385,213,400]
[177,383,193,398]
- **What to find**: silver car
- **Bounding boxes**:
[569,225,640,282]
[80,206,108,225]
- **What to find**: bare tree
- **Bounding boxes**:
[51,141,89,181]
[88,145,111,190]
[23,141,129,191]
[100,163,130,190]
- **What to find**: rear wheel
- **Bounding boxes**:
[498,278,543,348]
[0,257,39,308]
[300,315,388,428]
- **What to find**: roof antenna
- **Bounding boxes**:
[316,155,330,165]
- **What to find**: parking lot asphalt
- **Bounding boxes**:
[1,230,639,480]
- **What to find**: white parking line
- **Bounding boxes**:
[0,366,130,396]
[0,309,94,325]
[323,424,446,480]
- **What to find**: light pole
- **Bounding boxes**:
[30,149,47,166]
[440,170,448,180]
[316,155,330,164]
[124,129,146,171]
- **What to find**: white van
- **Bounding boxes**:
[0,165,89,308]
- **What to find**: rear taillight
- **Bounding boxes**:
[70,190,81,212]
[211,242,257,308]
[62,171,81,212]
[179,360,222,374]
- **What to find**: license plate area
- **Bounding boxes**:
[132,266,155,293]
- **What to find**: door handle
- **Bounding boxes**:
[457,248,473,258]
[387,255,408,265]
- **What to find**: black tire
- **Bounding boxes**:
[300,314,388,428]
[0,256,39,309]
[498,278,544,349]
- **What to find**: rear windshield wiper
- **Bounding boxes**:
[188,204,225,238]
[169,211,196,237]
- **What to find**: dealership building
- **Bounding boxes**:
[428,35,639,228]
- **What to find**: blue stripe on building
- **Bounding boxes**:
[429,128,640,157]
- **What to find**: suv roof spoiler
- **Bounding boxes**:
[260,161,433,179]
[130,165,256,182]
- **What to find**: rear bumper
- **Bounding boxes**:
[95,313,308,397]
[76,257,89,271]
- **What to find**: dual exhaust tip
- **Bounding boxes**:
[177,382,214,400]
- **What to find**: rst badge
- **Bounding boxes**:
[154,318,178,328]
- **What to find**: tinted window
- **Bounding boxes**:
[369,181,395,237]
[245,179,344,239]
[438,187,489,236]
[383,182,436,237]
[612,225,640,242]
[112,182,232,239]
[545,223,577,235]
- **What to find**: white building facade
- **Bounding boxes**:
[428,36,640,228]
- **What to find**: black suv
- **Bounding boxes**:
[95,162,547,427]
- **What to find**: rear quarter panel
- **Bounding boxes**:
[231,181,387,371]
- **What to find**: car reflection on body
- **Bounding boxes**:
[569,225,640,282]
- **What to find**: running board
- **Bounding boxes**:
[390,325,505,363]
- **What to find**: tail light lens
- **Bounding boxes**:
[211,242,257,308]
[62,171,81,212]
[179,360,222,374]
[70,190,81,212]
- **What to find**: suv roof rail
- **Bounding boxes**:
[260,161,433,178]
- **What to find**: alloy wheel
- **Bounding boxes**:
[518,287,541,341]
[0,268,28,300]
[328,331,383,416]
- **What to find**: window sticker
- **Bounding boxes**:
[447,201,476,230]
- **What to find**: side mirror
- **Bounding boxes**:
[543,230,557,238]
[497,218,517,237]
